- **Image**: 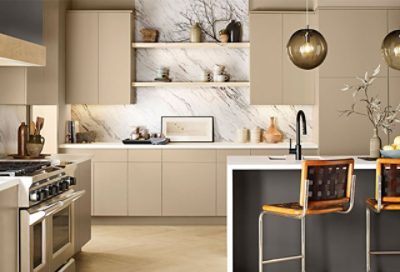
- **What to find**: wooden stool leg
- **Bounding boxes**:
[366,208,371,272]
[259,212,265,272]
[301,217,306,272]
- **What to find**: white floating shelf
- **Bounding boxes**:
[132,42,250,49]
[132,82,250,88]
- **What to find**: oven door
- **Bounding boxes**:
[47,191,84,271]
[20,190,85,272]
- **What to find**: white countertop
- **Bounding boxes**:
[59,142,318,150]
[227,155,377,170]
[0,178,19,192]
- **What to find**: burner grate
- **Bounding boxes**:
[0,161,51,176]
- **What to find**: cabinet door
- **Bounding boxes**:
[99,12,132,104]
[163,163,216,216]
[389,77,400,143]
[250,13,283,105]
[282,14,317,105]
[128,162,162,216]
[319,77,388,155]
[93,162,127,216]
[0,67,26,104]
[319,10,387,78]
[388,10,400,77]
[0,185,18,272]
[216,149,250,216]
[66,12,99,104]
[74,160,92,254]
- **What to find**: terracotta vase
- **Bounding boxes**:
[263,117,283,143]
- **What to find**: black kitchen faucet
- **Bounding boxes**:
[289,110,307,160]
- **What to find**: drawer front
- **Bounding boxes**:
[61,149,127,162]
[162,149,216,162]
[128,149,162,162]
[217,149,251,162]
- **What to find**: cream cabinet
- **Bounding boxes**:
[250,12,316,105]
[389,77,400,143]
[66,11,133,105]
[389,10,400,78]
[319,10,387,78]
[128,150,162,216]
[162,149,217,216]
[216,149,251,216]
[93,162,128,216]
[319,77,388,155]
[0,185,18,272]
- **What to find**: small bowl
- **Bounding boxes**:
[380,150,400,158]
[26,143,44,157]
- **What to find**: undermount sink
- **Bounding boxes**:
[268,155,322,161]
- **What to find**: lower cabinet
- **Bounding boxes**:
[128,162,162,216]
[0,185,18,272]
[73,160,92,254]
[93,162,128,216]
[163,162,217,216]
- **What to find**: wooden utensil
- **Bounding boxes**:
[29,121,36,136]
[36,117,44,135]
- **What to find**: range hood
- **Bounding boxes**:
[0,33,46,66]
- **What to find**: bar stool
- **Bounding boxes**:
[259,159,356,272]
[366,158,400,272]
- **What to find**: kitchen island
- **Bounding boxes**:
[227,156,400,272]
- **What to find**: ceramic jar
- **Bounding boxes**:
[250,127,262,143]
[237,128,249,143]
[263,117,283,143]
[191,23,202,43]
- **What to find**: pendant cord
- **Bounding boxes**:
[306,0,309,28]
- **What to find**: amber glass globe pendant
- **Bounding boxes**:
[382,30,400,70]
[287,0,328,70]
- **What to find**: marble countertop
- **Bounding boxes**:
[59,142,319,150]
[227,155,377,170]
[0,178,19,192]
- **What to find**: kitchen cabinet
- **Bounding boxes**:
[389,77,400,142]
[163,149,216,216]
[0,0,68,105]
[250,149,318,156]
[128,150,162,216]
[319,77,388,155]
[163,162,216,216]
[388,10,400,78]
[216,149,250,216]
[250,12,316,105]
[72,159,92,254]
[66,10,133,105]
[0,184,18,272]
[93,162,128,216]
[319,9,387,78]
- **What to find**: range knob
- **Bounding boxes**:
[59,182,67,191]
[50,185,59,195]
[65,176,77,186]
[40,188,49,199]
[29,191,41,202]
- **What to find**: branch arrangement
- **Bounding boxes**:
[340,65,400,134]
[175,0,236,42]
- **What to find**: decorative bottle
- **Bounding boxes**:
[263,117,284,143]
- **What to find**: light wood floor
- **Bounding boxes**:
[75,225,227,272]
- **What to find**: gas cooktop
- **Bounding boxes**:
[0,161,52,177]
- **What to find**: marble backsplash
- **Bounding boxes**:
[0,106,26,154]
[71,0,315,143]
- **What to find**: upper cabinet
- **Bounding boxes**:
[250,12,316,105]
[66,11,134,105]
[388,10,400,78]
[319,10,387,78]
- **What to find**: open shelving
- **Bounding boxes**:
[132,42,250,49]
[132,81,250,88]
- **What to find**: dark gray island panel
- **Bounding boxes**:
[232,170,400,272]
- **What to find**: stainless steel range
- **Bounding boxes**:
[0,160,84,272]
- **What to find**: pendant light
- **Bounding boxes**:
[382,30,400,70]
[287,0,327,70]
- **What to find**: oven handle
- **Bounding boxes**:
[28,190,86,217]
